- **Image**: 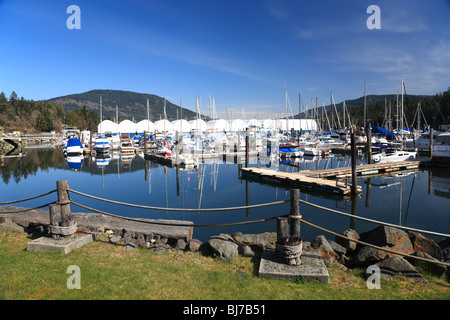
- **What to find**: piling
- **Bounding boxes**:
[350,126,358,196]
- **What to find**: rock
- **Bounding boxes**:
[405,251,447,277]
[124,242,136,250]
[359,226,406,247]
[329,240,347,257]
[387,232,414,257]
[242,245,255,257]
[208,233,243,261]
[375,256,426,283]
[134,233,146,248]
[121,229,133,243]
[351,245,389,267]
[175,238,186,251]
[105,229,113,235]
[148,243,170,254]
[188,239,202,252]
[0,218,25,233]
[109,235,122,244]
[441,246,450,263]
[408,231,441,259]
[232,232,277,253]
[335,229,359,253]
[312,235,336,257]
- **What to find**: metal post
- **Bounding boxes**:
[367,122,372,164]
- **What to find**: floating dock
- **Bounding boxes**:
[240,159,429,197]
[240,167,360,197]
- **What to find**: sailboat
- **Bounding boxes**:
[94,96,111,154]
[372,78,417,163]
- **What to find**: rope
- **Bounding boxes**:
[0,202,56,213]
[70,200,279,228]
[299,199,450,238]
[297,217,450,268]
[0,189,57,205]
[68,188,289,212]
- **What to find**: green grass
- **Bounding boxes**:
[0,232,449,300]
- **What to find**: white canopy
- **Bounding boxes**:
[189,119,207,132]
[118,120,137,134]
[246,119,261,128]
[171,119,191,133]
[207,119,229,132]
[98,120,119,134]
[154,119,173,133]
[136,119,155,133]
[228,119,247,132]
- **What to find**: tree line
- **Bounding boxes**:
[0,91,99,133]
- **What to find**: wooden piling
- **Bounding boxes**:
[350,127,358,196]
[290,189,300,238]
[49,180,76,239]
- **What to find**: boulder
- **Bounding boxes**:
[335,229,359,253]
[405,251,447,277]
[232,232,277,253]
[359,226,407,247]
[175,238,187,251]
[187,239,202,252]
[375,256,426,283]
[0,218,25,233]
[408,231,441,259]
[208,234,243,261]
[351,245,389,267]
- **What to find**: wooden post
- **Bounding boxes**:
[49,180,76,239]
[350,126,358,196]
[429,128,433,157]
[290,189,300,238]
[144,131,147,155]
[276,216,289,244]
[245,129,249,167]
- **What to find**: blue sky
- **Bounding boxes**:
[0,0,449,118]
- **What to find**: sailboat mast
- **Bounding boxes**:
[364,81,367,133]
[99,95,102,134]
[401,77,404,150]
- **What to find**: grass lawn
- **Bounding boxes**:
[0,231,449,301]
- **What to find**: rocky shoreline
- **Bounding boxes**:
[1,215,449,282]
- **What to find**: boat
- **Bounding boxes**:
[94,134,111,154]
[155,139,172,157]
[302,147,320,157]
[64,138,83,155]
[119,138,135,156]
[432,130,450,166]
[279,142,303,158]
[372,149,417,163]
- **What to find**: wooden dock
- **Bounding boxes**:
[302,159,428,180]
[240,159,429,198]
[240,167,360,197]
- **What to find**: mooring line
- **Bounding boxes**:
[296,216,450,267]
[0,189,57,205]
[68,188,289,212]
[299,199,450,238]
[70,200,279,228]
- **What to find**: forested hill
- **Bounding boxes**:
[47,89,202,122]
[296,89,450,129]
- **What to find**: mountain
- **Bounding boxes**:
[47,89,204,122]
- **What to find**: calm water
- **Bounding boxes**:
[1,147,449,243]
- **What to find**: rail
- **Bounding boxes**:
[1,180,449,268]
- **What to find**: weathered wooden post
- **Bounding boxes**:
[275,189,302,266]
[49,180,77,239]
[429,128,433,158]
[350,126,358,196]
[245,128,249,167]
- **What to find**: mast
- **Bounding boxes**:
[401,77,404,150]
[364,81,367,132]
[99,95,102,134]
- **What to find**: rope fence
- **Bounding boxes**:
[1,181,449,268]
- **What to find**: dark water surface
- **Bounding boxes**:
[1,147,449,243]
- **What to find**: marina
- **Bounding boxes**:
[1,144,448,244]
